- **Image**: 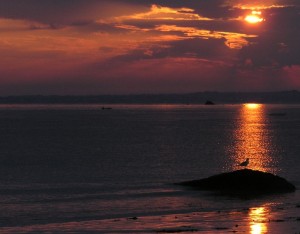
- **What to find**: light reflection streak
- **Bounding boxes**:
[229,104,278,173]
[249,207,269,234]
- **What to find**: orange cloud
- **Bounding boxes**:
[155,25,257,49]
[116,4,213,21]
[109,4,259,50]
[114,24,150,32]
[234,4,290,10]
[223,0,293,10]
[0,18,50,31]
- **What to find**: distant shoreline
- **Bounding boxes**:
[0,90,300,104]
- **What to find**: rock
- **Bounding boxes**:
[177,169,296,196]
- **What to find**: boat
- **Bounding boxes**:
[205,100,215,105]
[102,107,112,110]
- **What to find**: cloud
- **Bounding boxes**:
[224,0,297,10]
[155,25,257,49]
[0,18,51,31]
[0,0,300,94]
[117,4,212,21]
[0,0,145,25]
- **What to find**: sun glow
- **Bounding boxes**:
[245,103,261,109]
[245,11,264,24]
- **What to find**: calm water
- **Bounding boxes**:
[0,104,299,231]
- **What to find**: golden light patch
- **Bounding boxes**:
[245,11,264,24]
[244,103,261,109]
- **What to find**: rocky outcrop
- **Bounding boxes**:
[177,169,296,196]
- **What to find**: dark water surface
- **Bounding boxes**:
[0,104,299,231]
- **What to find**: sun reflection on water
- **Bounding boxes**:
[229,103,278,173]
[245,103,261,109]
[249,207,268,234]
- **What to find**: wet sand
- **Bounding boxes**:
[1,203,299,233]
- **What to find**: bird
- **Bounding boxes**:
[239,158,249,167]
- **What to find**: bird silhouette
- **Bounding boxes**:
[239,158,249,167]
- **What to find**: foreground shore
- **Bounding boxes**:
[1,201,299,233]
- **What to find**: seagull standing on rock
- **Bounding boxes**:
[239,158,249,167]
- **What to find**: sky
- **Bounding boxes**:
[0,0,300,95]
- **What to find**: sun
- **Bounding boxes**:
[245,11,264,24]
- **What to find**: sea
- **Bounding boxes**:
[0,104,299,233]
